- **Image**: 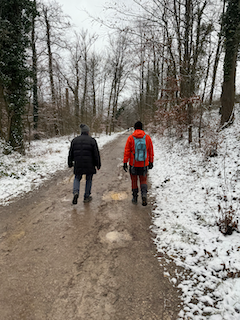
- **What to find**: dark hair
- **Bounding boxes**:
[134,121,143,130]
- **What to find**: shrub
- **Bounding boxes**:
[217,203,239,235]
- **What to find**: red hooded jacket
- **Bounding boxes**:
[123,129,154,167]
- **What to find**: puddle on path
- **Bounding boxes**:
[105,230,132,243]
[7,230,26,245]
[102,191,128,201]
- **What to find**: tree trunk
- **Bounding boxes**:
[91,68,96,118]
[0,82,5,138]
[188,103,193,143]
[65,87,69,114]
[209,41,222,106]
[139,59,144,122]
[181,0,192,143]
[201,48,212,103]
[220,0,240,126]
[106,84,113,135]
[220,51,237,125]
[44,8,56,106]
[110,69,119,133]
[75,62,80,127]
[81,58,88,123]
[32,0,39,130]
[74,86,79,121]
[209,0,226,105]
[8,109,24,153]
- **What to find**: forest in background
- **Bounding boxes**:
[0,0,240,154]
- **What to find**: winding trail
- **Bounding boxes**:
[0,133,181,320]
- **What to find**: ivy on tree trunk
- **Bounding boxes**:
[220,0,240,126]
[0,0,36,153]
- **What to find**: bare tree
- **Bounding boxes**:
[79,31,98,123]
[145,0,215,141]
[105,31,130,134]
[35,0,71,135]
[61,31,82,128]
[31,0,39,130]
[61,30,97,128]
[39,1,70,103]
[104,0,219,139]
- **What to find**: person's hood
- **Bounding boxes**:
[132,129,146,138]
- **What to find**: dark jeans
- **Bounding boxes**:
[73,174,93,199]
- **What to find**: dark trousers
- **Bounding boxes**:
[73,174,93,199]
[130,173,147,196]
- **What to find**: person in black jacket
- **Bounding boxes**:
[68,124,101,204]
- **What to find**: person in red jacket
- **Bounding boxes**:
[123,121,154,206]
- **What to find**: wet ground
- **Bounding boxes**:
[0,133,182,320]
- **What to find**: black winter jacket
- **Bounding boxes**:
[68,133,101,175]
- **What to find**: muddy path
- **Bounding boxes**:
[0,133,182,320]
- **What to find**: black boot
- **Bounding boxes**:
[132,188,138,204]
[141,184,147,206]
[142,195,147,206]
[83,196,92,203]
[72,193,79,205]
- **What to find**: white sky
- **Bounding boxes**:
[56,0,117,45]
[53,0,105,52]
[56,0,136,27]
[55,0,141,49]
[57,0,106,26]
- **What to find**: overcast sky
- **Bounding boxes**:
[56,0,115,41]
[56,0,126,53]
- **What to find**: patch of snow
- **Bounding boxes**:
[149,110,240,319]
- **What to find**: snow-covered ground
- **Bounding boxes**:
[149,111,240,320]
[0,132,123,206]
[1,114,240,319]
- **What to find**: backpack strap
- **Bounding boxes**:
[143,135,146,171]
[132,135,136,167]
